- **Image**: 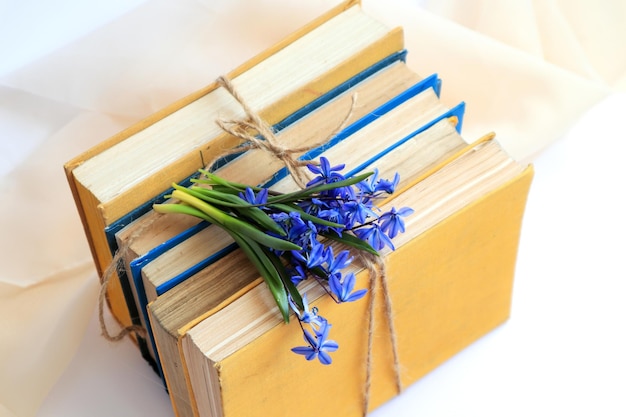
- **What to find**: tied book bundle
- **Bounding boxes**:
[64,1,534,417]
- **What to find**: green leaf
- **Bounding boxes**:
[263,248,304,311]
[266,171,373,204]
[195,170,248,192]
[176,184,239,207]
[186,186,286,236]
[322,229,379,256]
[271,202,345,229]
[205,184,240,195]
[153,202,215,224]
[171,190,300,251]
[233,234,290,323]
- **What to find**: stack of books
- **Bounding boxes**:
[65,1,533,416]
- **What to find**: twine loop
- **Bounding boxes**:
[99,245,147,341]
[210,75,356,189]
[359,252,403,415]
[214,76,311,188]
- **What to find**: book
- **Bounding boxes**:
[148,115,470,417]
[63,0,405,339]
[178,136,533,417]
[63,3,535,416]
[113,59,421,364]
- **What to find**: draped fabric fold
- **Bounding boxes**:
[1,0,623,415]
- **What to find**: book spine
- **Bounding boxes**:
[346,101,466,176]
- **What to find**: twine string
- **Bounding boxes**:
[361,253,378,415]
[213,75,309,189]
[359,253,402,416]
[209,75,356,188]
[98,210,167,340]
[99,234,148,341]
[378,258,403,395]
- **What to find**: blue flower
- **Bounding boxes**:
[356,168,380,194]
[306,157,346,187]
[285,213,308,240]
[291,321,338,365]
[375,172,400,194]
[325,247,352,277]
[289,219,319,249]
[354,224,395,251]
[343,198,378,227]
[289,294,323,327]
[273,211,316,248]
[329,272,367,303]
[357,169,400,195]
[300,197,327,217]
[291,240,325,269]
[289,264,308,285]
[270,212,289,226]
[379,206,414,239]
[317,207,346,235]
[239,187,268,206]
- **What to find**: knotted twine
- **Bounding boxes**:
[99,242,147,341]
[98,75,402,416]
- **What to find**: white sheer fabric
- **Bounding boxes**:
[0,0,623,415]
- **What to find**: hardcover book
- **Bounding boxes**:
[64,2,534,417]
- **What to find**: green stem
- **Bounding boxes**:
[231,233,290,323]
[171,190,300,252]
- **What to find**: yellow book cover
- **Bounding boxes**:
[176,139,533,417]
[63,0,404,332]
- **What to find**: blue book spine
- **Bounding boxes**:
[346,102,466,177]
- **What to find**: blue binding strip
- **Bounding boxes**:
[263,73,441,188]
[156,243,238,295]
[345,102,466,177]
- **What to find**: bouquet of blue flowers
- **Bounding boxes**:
[154,157,412,365]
